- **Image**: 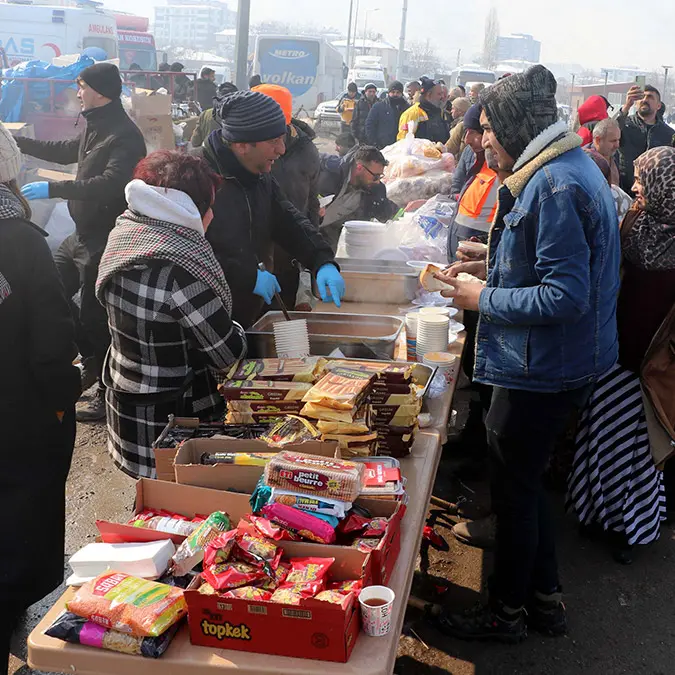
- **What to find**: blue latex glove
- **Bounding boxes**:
[316,263,345,307]
[20,182,50,200]
[253,269,281,305]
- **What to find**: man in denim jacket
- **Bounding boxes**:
[434,66,620,643]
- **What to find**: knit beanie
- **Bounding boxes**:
[217,90,287,143]
[480,64,558,163]
[389,80,404,93]
[463,103,483,133]
[0,122,21,183]
[79,62,122,100]
[252,84,293,125]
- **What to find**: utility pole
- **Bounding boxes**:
[345,0,355,81]
[395,0,408,81]
[352,0,360,67]
[663,65,672,104]
[234,0,251,90]
[456,48,461,67]
[602,69,609,98]
[569,73,575,110]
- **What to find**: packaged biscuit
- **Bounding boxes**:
[45,611,181,658]
[261,503,337,544]
[259,415,321,447]
[225,358,325,383]
[218,380,312,402]
[255,560,291,591]
[316,411,371,435]
[227,400,305,414]
[203,561,264,591]
[200,452,272,466]
[340,445,374,458]
[225,412,286,425]
[369,388,419,406]
[369,402,422,426]
[247,514,302,541]
[302,368,375,411]
[323,360,414,384]
[265,451,364,501]
[223,586,273,601]
[67,573,187,638]
[300,402,359,424]
[321,432,377,451]
[172,511,231,576]
[270,489,351,518]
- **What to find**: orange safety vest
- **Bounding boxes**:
[456,162,498,230]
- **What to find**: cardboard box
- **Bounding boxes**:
[130,89,172,117]
[174,436,339,491]
[135,115,175,153]
[153,416,198,482]
[185,540,371,662]
[95,478,252,545]
[5,122,35,139]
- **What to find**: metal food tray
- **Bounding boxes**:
[336,258,420,305]
[246,311,404,359]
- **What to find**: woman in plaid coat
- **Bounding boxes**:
[96,151,246,478]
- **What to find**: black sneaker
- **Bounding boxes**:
[435,601,527,644]
[76,388,106,422]
[80,365,98,394]
[526,591,567,637]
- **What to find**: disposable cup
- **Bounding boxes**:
[419,306,451,317]
[274,319,310,358]
[423,352,457,386]
[359,585,396,637]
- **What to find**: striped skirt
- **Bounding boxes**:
[566,363,666,546]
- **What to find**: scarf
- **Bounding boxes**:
[96,180,232,312]
[623,146,675,271]
[0,183,27,221]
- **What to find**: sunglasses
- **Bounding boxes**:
[361,164,384,181]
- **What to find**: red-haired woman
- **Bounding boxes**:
[96,150,246,478]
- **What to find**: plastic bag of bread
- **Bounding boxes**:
[67,573,187,637]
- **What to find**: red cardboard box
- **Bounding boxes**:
[185,541,371,662]
[95,479,252,545]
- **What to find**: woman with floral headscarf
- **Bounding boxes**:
[567,146,675,565]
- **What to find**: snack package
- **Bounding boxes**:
[259,415,321,447]
[225,358,325,383]
[223,586,273,601]
[270,587,304,605]
[351,538,381,552]
[285,557,334,586]
[300,402,358,424]
[129,511,203,537]
[198,582,218,595]
[320,433,378,451]
[236,532,283,571]
[327,579,363,596]
[199,452,272,466]
[225,412,286,425]
[45,611,181,658]
[172,511,231,576]
[264,451,364,501]
[203,562,264,591]
[323,360,414,384]
[203,529,239,567]
[302,368,375,411]
[314,590,352,605]
[261,503,337,544]
[255,561,291,591]
[67,573,187,638]
[270,488,351,519]
[249,475,272,513]
[369,403,422,428]
[247,514,302,541]
[218,380,312,402]
[315,407,370,434]
[369,388,419,406]
[227,400,305,413]
[363,517,389,538]
[338,512,370,536]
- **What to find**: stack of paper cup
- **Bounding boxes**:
[423,351,457,387]
[419,306,451,318]
[416,314,450,360]
[273,319,310,358]
[405,312,418,361]
[359,585,396,637]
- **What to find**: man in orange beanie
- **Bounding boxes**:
[253,84,321,309]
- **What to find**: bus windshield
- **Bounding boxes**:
[451,69,496,87]
[119,47,157,71]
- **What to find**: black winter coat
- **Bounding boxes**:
[0,215,80,607]
[195,77,218,111]
[416,99,450,144]
[16,99,146,253]
[616,110,675,194]
[365,97,410,149]
[351,97,376,143]
[194,134,335,327]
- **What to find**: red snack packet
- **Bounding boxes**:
[351,538,380,552]
[285,557,334,585]
[235,532,283,571]
[362,517,389,538]
[223,587,273,601]
[338,513,370,536]
[203,561,265,591]
[203,529,238,567]
[314,590,353,605]
[327,579,363,596]
[270,587,304,605]
[248,515,301,542]
[261,504,337,544]
[255,561,291,591]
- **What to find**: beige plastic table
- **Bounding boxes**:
[28,301,463,675]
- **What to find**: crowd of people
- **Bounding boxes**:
[1,58,675,671]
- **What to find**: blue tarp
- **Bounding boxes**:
[0,55,94,122]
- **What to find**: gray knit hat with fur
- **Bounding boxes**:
[479,65,559,163]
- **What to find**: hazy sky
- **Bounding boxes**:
[105,0,675,71]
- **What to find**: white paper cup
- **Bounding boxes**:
[359,585,395,637]
[423,352,457,386]
[419,306,451,317]
[273,320,310,358]
[416,314,450,358]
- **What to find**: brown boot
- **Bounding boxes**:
[452,514,496,550]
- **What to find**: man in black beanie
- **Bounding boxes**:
[17,62,146,421]
[192,90,343,327]
[364,80,409,149]
[432,65,621,642]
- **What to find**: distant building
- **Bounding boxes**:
[497,33,541,64]
[154,0,235,51]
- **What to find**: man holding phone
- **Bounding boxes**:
[616,82,674,194]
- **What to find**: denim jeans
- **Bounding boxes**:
[486,385,592,609]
